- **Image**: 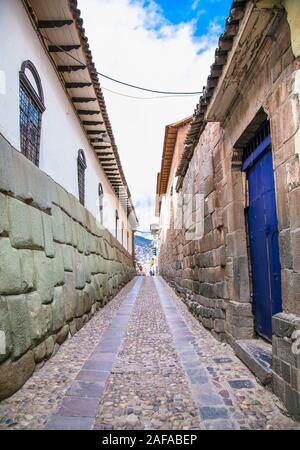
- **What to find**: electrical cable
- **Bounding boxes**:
[101,86,199,100]
[41,34,203,96]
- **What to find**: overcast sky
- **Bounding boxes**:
[78,0,231,233]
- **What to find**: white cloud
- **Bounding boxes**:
[191,0,200,10]
[78,0,220,231]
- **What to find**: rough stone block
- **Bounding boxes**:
[0,297,12,363]
[30,206,44,249]
[12,148,53,211]
[289,187,300,230]
[76,223,84,253]
[27,291,52,343]
[0,239,23,295]
[84,254,91,284]
[227,301,253,318]
[83,286,92,314]
[33,341,46,363]
[226,324,254,340]
[226,231,247,258]
[214,319,225,333]
[70,218,78,249]
[6,294,31,359]
[34,251,54,304]
[276,336,295,366]
[285,384,300,419]
[76,316,84,331]
[19,250,35,292]
[0,135,15,195]
[56,325,69,345]
[69,319,77,336]
[63,245,74,272]
[52,287,65,332]
[8,198,43,250]
[0,193,9,237]
[45,336,55,359]
[63,272,77,321]
[272,312,300,338]
[279,229,293,269]
[232,256,250,302]
[281,360,292,384]
[291,228,300,271]
[74,252,86,289]
[291,367,300,392]
[75,290,85,318]
[55,184,72,217]
[53,244,65,286]
[63,213,73,245]
[275,164,290,230]
[42,213,55,258]
[272,372,285,403]
[0,350,35,401]
[51,205,65,244]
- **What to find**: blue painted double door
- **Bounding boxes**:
[245,143,282,341]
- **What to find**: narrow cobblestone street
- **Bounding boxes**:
[0,277,299,431]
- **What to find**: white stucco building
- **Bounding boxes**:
[0,0,138,253]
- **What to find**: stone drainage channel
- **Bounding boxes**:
[155,277,242,430]
[46,277,143,430]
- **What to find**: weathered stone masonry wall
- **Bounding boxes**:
[159,14,300,417]
[0,135,135,400]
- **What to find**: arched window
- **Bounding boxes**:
[115,210,119,238]
[77,150,87,206]
[98,183,104,224]
[19,60,45,166]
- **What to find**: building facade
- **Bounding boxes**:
[0,0,137,400]
[157,0,300,417]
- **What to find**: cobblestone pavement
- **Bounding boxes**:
[0,276,299,430]
[0,278,137,430]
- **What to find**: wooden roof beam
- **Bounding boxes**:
[49,44,81,52]
[38,20,73,28]
[83,120,103,125]
[58,65,86,72]
[77,110,100,115]
[96,152,113,156]
[72,97,97,103]
[87,130,106,135]
[65,82,92,88]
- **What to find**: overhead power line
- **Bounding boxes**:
[102,86,199,100]
[98,72,203,95]
[41,35,203,96]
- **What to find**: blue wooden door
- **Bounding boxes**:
[243,133,282,341]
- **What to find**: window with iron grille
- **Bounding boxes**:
[98,183,104,224]
[19,61,45,166]
[115,210,119,238]
[77,150,87,206]
[243,120,270,163]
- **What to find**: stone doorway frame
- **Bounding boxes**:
[225,108,272,345]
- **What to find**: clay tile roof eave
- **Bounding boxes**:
[175,0,249,183]
[158,117,192,196]
[68,0,138,225]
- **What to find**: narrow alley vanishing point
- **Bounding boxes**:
[0,277,298,430]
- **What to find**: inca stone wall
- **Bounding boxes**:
[158,14,300,417]
[0,135,135,400]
